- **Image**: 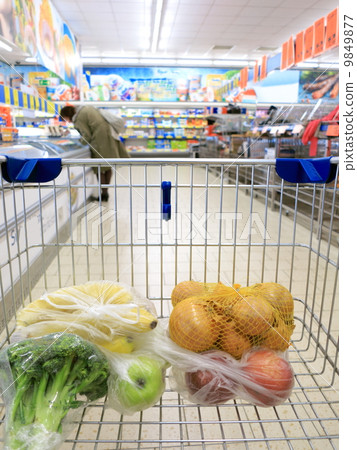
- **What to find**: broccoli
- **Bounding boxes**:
[1,333,110,449]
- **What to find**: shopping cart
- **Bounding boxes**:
[0,156,339,449]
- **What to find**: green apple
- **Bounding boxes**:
[116,356,165,412]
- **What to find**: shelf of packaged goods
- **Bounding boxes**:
[125,125,205,129]
[121,114,205,119]
[122,136,200,140]
[56,100,303,109]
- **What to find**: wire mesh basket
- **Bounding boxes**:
[0,157,339,449]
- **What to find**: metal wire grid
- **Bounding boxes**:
[0,158,339,448]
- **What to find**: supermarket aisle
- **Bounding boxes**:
[22,163,338,449]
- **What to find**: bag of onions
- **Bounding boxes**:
[169,280,295,357]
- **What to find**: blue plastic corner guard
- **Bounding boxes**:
[275,157,337,184]
[161,181,172,221]
[1,156,62,183]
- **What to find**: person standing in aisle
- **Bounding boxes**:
[60,104,129,202]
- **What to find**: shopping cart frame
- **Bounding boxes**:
[0,157,339,449]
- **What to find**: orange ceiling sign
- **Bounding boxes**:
[241,67,249,88]
[295,31,304,64]
[280,41,288,70]
[253,61,259,83]
[313,17,325,57]
[261,56,267,80]
[325,8,339,50]
[287,36,295,68]
[304,25,314,60]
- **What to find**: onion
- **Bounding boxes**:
[171,281,207,306]
[240,283,294,321]
[231,295,274,336]
[261,318,292,351]
[169,297,220,352]
[218,321,251,359]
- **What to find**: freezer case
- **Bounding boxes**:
[0,141,95,318]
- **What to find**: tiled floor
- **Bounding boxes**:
[1,163,339,449]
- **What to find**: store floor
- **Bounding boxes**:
[5,164,339,449]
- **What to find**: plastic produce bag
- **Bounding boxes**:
[105,350,168,415]
[135,320,295,407]
[170,347,295,407]
[169,281,295,358]
[0,333,110,450]
[14,281,158,349]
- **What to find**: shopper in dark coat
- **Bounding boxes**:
[60,105,129,201]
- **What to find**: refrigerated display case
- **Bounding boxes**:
[23,137,90,157]
[0,139,95,307]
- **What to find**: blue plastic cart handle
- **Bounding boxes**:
[275,157,337,184]
[1,156,62,183]
[161,181,171,221]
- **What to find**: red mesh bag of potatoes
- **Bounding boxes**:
[169,281,295,359]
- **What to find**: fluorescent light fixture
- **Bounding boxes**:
[140,41,151,50]
[82,57,102,64]
[158,40,168,50]
[151,0,164,53]
[0,40,13,52]
[318,62,338,69]
[296,62,319,69]
[140,58,177,65]
[160,26,171,40]
[101,58,140,64]
[179,59,213,66]
[101,51,124,57]
[213,60,246,66]
[25,57,37,63]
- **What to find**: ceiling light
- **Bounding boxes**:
[140,58,177,65]
[160,27,171,40]
[318,62,339,69]
[256,46,278,52]
[140,41,151,50]
[82,57,102,64]
[101,51,124,57]
[151,0,164,53]
[296,62,319,69]
[101,58,140,65]
[213,60,246,67]
[179,59,213,66]
[158,40,168,50]
[0,40,13,52]
[212,45,234,52]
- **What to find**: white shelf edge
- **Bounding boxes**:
[55,101,258,108]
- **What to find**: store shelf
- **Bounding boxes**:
[0,85,57,114]
[56,100,314,108]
